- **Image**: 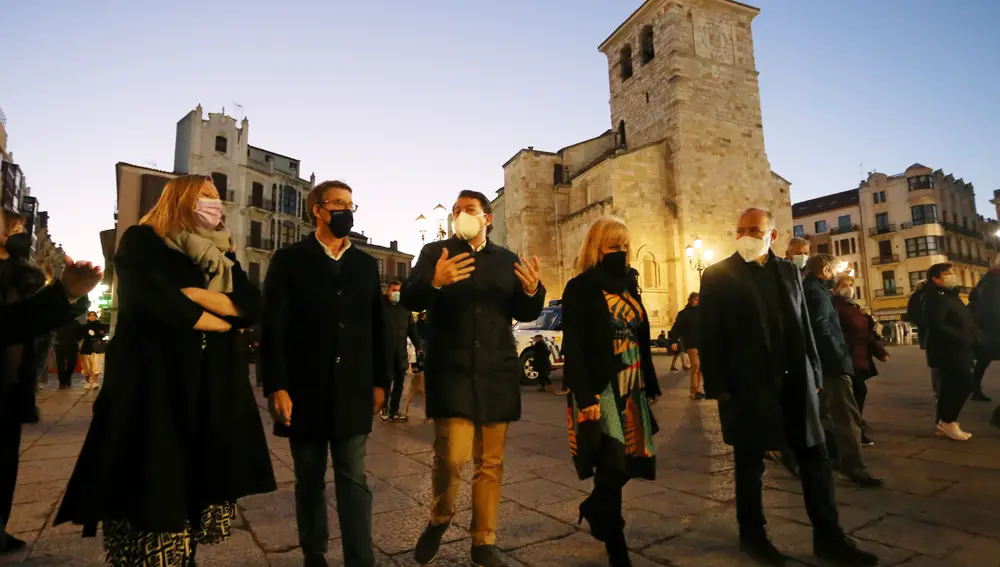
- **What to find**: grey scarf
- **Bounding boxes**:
[162,229,234,293]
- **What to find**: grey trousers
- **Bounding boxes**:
[820,374,867,475]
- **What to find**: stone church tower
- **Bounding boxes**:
[498,0,791,331]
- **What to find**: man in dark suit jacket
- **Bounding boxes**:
[380,280,422,422]
[699,208,878,567]
[403,190,544,567]
[261,180,386,567]
[801,255,883,488]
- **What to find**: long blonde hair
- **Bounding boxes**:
[576,217,630,273]
[139,174,211,235]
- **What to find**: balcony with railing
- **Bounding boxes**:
[871,254,900,266]
[245,236,275,252]
[947,251,990,267]
[830,224,860,236]
[941,220,981,238]
[868,224,896,237]
[246,195,275,212]
[875,287,906,298]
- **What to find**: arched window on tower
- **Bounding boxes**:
[617,120,627,148]
[619,45,633,80]
[641,26,655,63]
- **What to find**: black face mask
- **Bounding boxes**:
[5,232,30,260]
[600,251,628,274]
[326,209,354,238]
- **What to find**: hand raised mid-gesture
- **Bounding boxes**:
[431,248,475,288]
[514,256,542,295]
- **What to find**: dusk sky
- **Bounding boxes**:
[3,0,998,266]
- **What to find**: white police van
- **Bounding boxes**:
[512,301,564,385]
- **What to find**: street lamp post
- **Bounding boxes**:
[417,204,449,243]
[684,238,714,280]
[415,214,429,242]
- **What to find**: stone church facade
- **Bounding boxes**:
[492,0,792,332]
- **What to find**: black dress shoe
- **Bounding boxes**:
[970,392,992,402]
[414,523,450,564]
[739,535,788,566]
[470,545,509,567]
[814,534,879,566]
[845,470,885,489]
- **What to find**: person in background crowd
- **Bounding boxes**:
[0,207,93,557]
[261,180,386,567]
[906,280,940,402]
[380,280,422,423]
[78,311,108,390]
[403,336,427,421]
[923,263,982,441]
[54,318,83,389]
[968,257,1000,402]
[403,190,544,567]
[668,334,689,372]
[562,217,660,567]
[670,292,703,399]
[655,330,668,347]
[700,208,878,567]
[55,174,276,567]
[785,237,810,271]
[831,273,889,447]
[802,255,883,488]
[530,334,552,392]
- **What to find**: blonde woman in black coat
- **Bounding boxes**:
[562,217,661,567]
[56,175,276,566]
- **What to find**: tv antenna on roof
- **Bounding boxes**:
[233,102,244,121]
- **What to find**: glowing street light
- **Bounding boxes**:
[684,237,714,279]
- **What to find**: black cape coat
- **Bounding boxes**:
[401,237,545,425]
[260,236,388,440]
[55,225,276,535]
[699,252,825,451]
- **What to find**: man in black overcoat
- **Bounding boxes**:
[402,190,544,567]
[969,257,1000,402]
[699,208,878,567]
[261,180,387,567]
[380,279,422,422]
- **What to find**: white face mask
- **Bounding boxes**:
[389,291,400,303]
[941,273,959,289]
[837,287,855,299]
[454,211,485,241]
[790,254,808,270]
[737,233,773,263]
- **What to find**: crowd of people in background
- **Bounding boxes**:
[3,176,1000,567]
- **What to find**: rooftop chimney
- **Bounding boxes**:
[390,240,398,250]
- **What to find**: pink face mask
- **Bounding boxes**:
[195,198,223,229]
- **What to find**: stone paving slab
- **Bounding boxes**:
[5,347,999,566]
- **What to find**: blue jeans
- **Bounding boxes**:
[290,435,373,566]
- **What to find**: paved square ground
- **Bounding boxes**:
[5,346,1000,566]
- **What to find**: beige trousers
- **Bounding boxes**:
[431,418,508,546]
[688,348,703,397]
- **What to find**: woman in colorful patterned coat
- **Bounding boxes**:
[562,217,661,567]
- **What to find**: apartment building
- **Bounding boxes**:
[792,189,868,309]
[792,163,995,322]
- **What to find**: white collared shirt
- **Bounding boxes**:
[316,234,351,261]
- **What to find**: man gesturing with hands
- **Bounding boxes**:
[403,190,545,567]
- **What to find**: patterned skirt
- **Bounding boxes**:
[102,502,236,567]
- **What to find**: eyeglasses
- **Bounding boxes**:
[321,199,359,213]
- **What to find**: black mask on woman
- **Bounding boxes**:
[326,209,354,238]
[599,251,628,274]
[4,232,31,260]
